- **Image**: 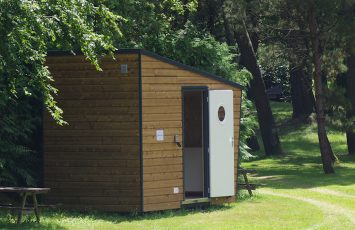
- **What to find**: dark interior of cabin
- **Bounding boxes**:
[183,91,206,199]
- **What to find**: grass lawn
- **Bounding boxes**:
[1,102,354,229]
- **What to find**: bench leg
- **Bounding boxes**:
[32,194,40,223]
[242,173,253,196]
[17,193,28,224]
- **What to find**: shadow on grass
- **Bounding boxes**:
[244,150,355,190]
[0,204,232,229]
[0,213,66,230]
[244,100,354,190]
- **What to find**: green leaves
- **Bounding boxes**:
[155,23,256,162]
[0,0,123,124]
[0,0,122,186]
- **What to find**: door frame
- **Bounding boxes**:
[181,86,210,200]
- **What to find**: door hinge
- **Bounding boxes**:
[206,97,208,102]
[208,147,210,153]
[208,187,210,194]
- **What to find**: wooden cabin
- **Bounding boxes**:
[43,49,243,213]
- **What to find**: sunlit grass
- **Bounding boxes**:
[243,101,355,229]
[0,195,325,230]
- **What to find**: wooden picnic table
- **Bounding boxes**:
[0,187,50,224]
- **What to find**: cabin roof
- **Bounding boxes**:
[48,49,244,89]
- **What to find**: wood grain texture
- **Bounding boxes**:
[43,54,141,212]
[141,54,242,212]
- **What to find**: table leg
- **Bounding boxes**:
[17,193,28,224]
[32,194,40,223]
[242,173,253,196]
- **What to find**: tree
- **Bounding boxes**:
[236,25,282,155]
[346,54,355,155]
[289,63,315,119]
[284,30,315,120]
[343,1,355,155]
[322,0,355,157]
[255,0,316,121]
[107,0,258,160]
[1,0,123,123]
[0,0,122,185]
[307,2,335,173]
[306,1,344,174]
[222,0,283,155]
[272,0,354,173]
[106,0,198,50]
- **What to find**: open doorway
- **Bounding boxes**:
[182,88,209,200]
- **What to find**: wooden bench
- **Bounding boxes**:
[0,187,50,224]
[237,168,261,196]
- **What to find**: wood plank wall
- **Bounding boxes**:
[141,55,242,212]
[43,54,141,212]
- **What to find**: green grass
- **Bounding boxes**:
[270,101,293,124]
[244,101,355,229]
[1,102,354,229]
[0,196,325,230]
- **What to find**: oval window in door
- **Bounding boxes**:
[218,106,226,122]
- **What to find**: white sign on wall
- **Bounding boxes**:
[156,129,164,141]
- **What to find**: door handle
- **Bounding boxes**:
[174,134,181,147]
[230,137,234,147]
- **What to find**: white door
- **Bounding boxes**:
[208,90,234,197]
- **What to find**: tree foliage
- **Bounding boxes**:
[108,1,257,161]
[0,0,122,185]
[0,0,123,123]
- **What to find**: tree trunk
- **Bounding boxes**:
[343,0,355,156]
[346,54,355,155]
[347,132,355,155]
[308,6,334,173]
[236,21,282,156]
[246,136,260,151]
[222,12,261,151]
[289,63,315,120]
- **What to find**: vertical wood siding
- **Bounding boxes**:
[43,54,141,212]
[141,55,242,212]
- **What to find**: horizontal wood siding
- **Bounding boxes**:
[141,55,242,212]
[43,54,141,212]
